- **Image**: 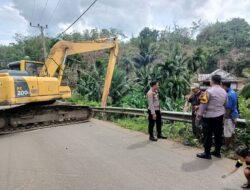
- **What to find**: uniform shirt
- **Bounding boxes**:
[226,88,239,119]
[235,159,250,168]
[198,85,227,118]
[147,89,160,114]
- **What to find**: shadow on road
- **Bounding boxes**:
[181,158,213,172]
[0,132,22,140]
[127,140,150,150]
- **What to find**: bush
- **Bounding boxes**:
[110,115,199,146]
[161,97,185,112]
[114,117,148,133]
[235,126,250,147]
[68,94,101,107]
[238,95,250,120]
[120,86,147,108]
[235,96,250,146]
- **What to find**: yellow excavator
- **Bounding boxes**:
[0,38,118,132]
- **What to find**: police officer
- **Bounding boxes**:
[147,81,167,141]
[196,75,227,159]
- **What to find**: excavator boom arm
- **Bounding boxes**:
[40,39,118,78]
[39,38,118,107]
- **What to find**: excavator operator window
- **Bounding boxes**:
[7,61,20,71]
[25,62,43,76]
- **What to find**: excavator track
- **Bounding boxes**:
[0,102,92,135]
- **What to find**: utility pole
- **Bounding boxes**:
[30,23,48,60]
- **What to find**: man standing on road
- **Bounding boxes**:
[147,81,167,141]
[196,75,227,159]
[183,83,202,137]
[221,81,239,149]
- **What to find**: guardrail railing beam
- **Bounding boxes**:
[92,107,247,126]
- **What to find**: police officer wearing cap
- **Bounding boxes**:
[196,75,227,159]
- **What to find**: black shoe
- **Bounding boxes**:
[211,151,221,158]
[157,135,167,139]
[149,136,158,141]
[241,183,250,189]
[196,152,212,159]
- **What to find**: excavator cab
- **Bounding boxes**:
[7,60,44,76]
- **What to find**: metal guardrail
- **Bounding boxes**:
[92,107,247,126]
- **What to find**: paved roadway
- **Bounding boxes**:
[0,119,244,190]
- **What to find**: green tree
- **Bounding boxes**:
[158,47,190,100]
[240,68,250,100]
[118,42,139,74]
[134,27,159,68]
[108,68,131,105]
[197,18,250,49]
[241,84,250,99]
[189,47,207,73]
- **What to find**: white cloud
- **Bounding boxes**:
[0,3,28,44]
[0,0,250,44]
[198,0,250,23]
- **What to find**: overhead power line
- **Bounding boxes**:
[47,0,63,25]
[57,0,98,38]
[30,0,36,23]
[39,0,49,23]
[30,23,48,60]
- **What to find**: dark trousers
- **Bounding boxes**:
[202,115,224,154]
[192,114,197,135]
[148,110,162,137]
[192,113,202,138]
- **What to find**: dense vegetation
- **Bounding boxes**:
[0,17,250,147]
[0,18,249,115]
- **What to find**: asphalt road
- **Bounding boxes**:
[0,119,244,190]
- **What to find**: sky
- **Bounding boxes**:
[0,0,250,45]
